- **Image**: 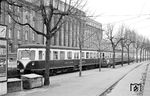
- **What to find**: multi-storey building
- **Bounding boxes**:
[0,0,103,58]
[84,18,103,49]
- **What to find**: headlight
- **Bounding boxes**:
[32,62,35,66]
[20,69,24,73]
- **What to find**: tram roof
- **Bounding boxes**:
[19,44,46,48]
[18,44,124,53]
[18,44,98,51]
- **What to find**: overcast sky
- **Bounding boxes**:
[86,0,150,39]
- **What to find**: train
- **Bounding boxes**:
[17,44,134,75]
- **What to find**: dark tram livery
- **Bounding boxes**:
[17,44,133,75]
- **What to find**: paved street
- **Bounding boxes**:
[5,61,149,96]
[106,61,149,96]
[143,63,150,96]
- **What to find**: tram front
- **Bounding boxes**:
[17,48,36,73]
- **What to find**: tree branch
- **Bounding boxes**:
[51,20,65,37]
[8,12,47,37]
[4,0,22,7]
[51,15,63,32]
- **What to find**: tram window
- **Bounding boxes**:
[97,53,101,58]
[53,51,58,60]
[30,50,35,60]
[86,52,89,59]
[39,51,43,60]
[77,52,79,59]
[67,51,72,59]
[102,53,105,57]
[74,52,79,59]
[20,50,30,59]
[90,52,93,58]
[94,53,97,58]
[74,52,77,59]
[60,51,65,60]
[81,52,85,58]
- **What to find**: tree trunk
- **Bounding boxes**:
[121,45,124,66]
[143,49,144,61]
[112,48,115,68]
[136,48,138,63]
[44,38,50,85]
[79,46,82,77]
[99,51,101,71]
[146,51,148,60]
[127,47,130,65]
[148,51,149,60]
[133,49,135,62]
[145,50,146,61]
[140,48,142,62]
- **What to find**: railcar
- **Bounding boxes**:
[17,44,133,75]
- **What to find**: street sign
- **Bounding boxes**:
[0,25,7,82]
[0,25,6,38]
[0,40,7,79]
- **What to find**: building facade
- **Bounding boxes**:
[0,0,103,57]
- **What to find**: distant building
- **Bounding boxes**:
[84,18,103,49]
[0,0,103,57]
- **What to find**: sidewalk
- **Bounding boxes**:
[5,62,148,96]
[143,63,150,96]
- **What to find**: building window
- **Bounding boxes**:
[8,43,12,53]
[25,31,28,40]
[17,30,20,39]
[8,29,11,38]
[32,32,35,41]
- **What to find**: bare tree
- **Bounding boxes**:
[138,36,145,62]
[132,32,141,63]
[88,29,103,71]
[117,25,126,66]
[95,29,103,71]
[105,24,122,68]
[78,20,85,77]
[143,39,150,61]
[78,21,103,74]
[2,0,87,85]
[123,28,134,65]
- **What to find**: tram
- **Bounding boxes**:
[17,44,133,75]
